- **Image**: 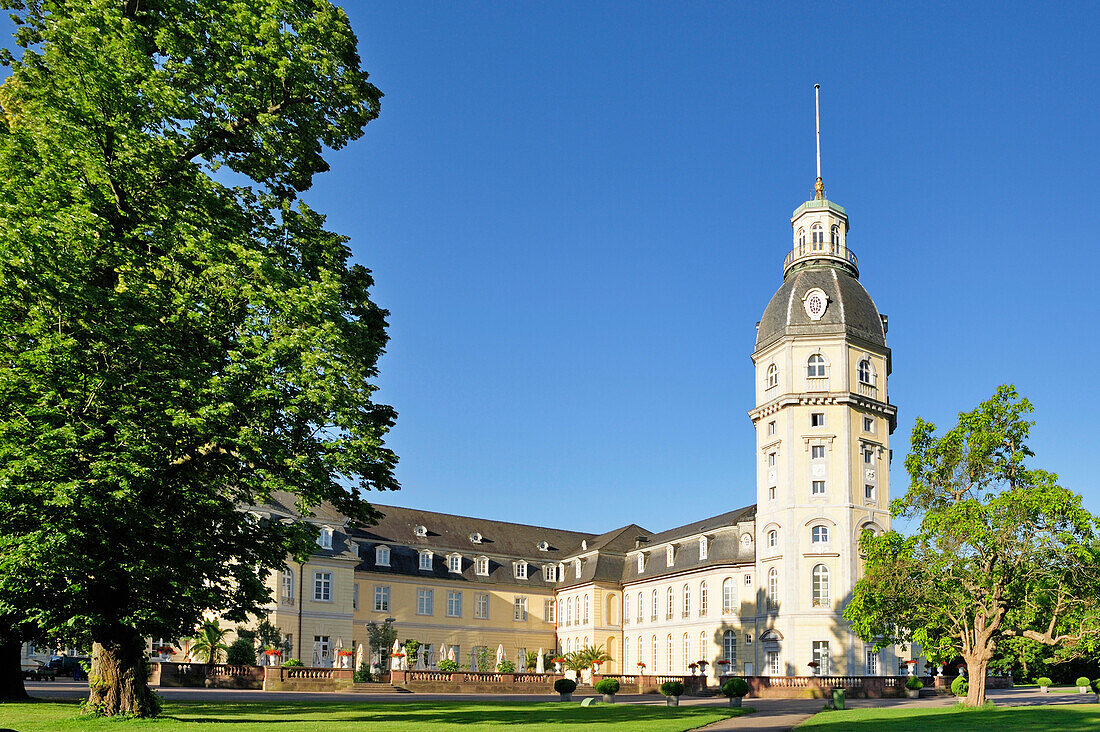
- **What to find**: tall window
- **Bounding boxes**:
[699,536,708,560]
[651,589,658,621]
[682,633,690,672]
[722,578,736,614]
[812,564,830,607]
[545,598,555,622]
[352,583,359,610]
[313,571,331,602]
[418,550,432,570]
[637,636,643,668]
[766,364,778,389]
[474,593,488,619]
[831,224,840,244]
[281,569,295,604]
[566,597,572,626]
[723,630,737,664]
[682,584,690,617]
[583,594,590,624]
[417,588,433,615]
[667,634,673,673]
[858,359,873,385]
[475,556,489,576]
[637,592,643,623]
[811,445,825,459]
[446,590,462,617]
[807,354,826,377]
[812,526,830,545]
[574,559,581,578]
[514,596,528,621]
[666,545,674,566]
[448,554,462,573]
[811,223,823,247]
[865,647,879,675]
[374,585,390,612]
[375,545,390,566]
[666,587,674,619]
[699,631,706,664]
[651,636,657,671]
[797,227,805,248]
[767,650,780,676]
[637,554,645,572]
[812,641,830,675]
[864,448,874,464]
[767,529,777,548]
[699,581,708,616]
[767,568,779,610]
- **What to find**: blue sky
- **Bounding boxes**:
[4,3,1098,534]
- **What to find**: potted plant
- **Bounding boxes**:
[697,659,709,675]
[437,658,457,673]
[951,675,968,700]
[688,662,698,675]
[595,677,620,703]
[1076,676,1091,694]
[721,677,749,707]
[660,680,685,706]
[283,658,303,667]
[554,677,577,702]
[717,659,730,675]
[905,676,923,699]
[497,660,516,674]
[1037,676,1052,693]
[636,661,646,674]
[903,659,917,676]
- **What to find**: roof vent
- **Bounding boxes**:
[414,525,427,538]
[469,532,482,544]
[537,541,549,551]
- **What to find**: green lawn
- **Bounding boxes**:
[0,699,751,732]
[797,704,1100,731]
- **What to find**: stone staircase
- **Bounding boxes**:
[350,682,412,693]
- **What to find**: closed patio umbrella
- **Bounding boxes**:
[495,644,504,670]
[536,648,545,674]
[391,639,401,670]
[355,643,364,672]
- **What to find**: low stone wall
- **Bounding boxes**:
[262,665,354,692]
[149,662,264,690]
[391,670,565,694]
[744,675,921,699]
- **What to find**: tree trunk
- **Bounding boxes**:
[962,654,990,706]
[87,632,158,717]
[0,635,29,701]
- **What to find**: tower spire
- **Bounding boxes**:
[814,84,824,200]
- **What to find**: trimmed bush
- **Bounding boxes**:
[1091,678,1100,693]
[1037,677,1052,687]
[660,680,685,697]
[951,675,968,697]
[497,660,516,673]
[437,659,457,673]
[353,661,373,683]
[1076,676,1091,687]
[594,678,620,695]
[722,677,750,698]
[226,638,257,666]
[554,678,577,694]
[282,658,303,667]
[905,676,924,691]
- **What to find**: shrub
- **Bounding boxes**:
[594,678,620,695]
[1091,678,1100,693]
[951,676,968,697]
[905,676,924,690]
[1037,677,1052,687]
[721,677,749,698]
[554,678,577,694]
[226,638,257,666]
[353,661,373,683]
[1076,676,1092,687]
[437,659,457,673]
[660,680,685,697]
[282,658,303,667]
[497,660,516,673]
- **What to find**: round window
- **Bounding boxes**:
[803,288,828,320]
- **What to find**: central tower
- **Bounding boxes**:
[748,88,897,677]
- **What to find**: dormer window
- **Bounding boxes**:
[544,564,557,582]
[475,556,489,576]
[637,554,645,573]
[514,561,528,580]
[574,559,581,578]
[448,553,462,573]
[317,526,333,550]
[414,525,428,538]
[666,546,674,567]
[699,537,708,560]
[766,364,778,389]
[375,545,390,566]
[469,532,482,544]
[351,542,360,558]
[537,540,549,552]
[418,550,433,570]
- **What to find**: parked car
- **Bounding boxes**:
[21,661,57,681]
[48,655,89,680]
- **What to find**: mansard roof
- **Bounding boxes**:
[622,504,757,584]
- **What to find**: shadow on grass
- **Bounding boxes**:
[800,704,1100,731]
[163,700,753,726]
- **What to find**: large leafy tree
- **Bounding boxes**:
[0,0,397,715]
[845,386,1100,706]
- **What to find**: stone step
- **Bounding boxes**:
[350,683,412,693]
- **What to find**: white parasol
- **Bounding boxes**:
[311,641,321,667]
[495,644,504,670]
[447,644,456,662]
[391,639,401,670]
[536,647,545,674]
[355,643,364,672]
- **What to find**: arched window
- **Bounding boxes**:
[858,359,874,385]
[667,634,673,673]
[768,568,779,609]
[812,526,829,545]
[811,223,823,247]
[624,636,629,669]
[699,581,708,616]
[813,564,830,607]
[723,629,737,664]
[583,594,590,624]
[574,595,580,624]
[566,597,572,626]
[766,364,778,389]
[722,577,736,614]
[807,354,827,378]
[637,636,643,668]
[666,587,674,619]
[682,584,690,617]
[831,225,840,244]
[637,592,643,623]
[767,529,777,548]
[699,631,707,664]
[797,228,805,249]
[651,589,658,621]
[606,593,617,625]
[652,635,658,670]
[682,633,690,672]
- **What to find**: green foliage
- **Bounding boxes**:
[845,387,1100,707]
[0,0,395,716]
[906,676,924,690]
[437,659,457,673]
[554,678,577,694]
[721,677,749,697]
[366,621,396,667]
[497,660,516,673]
[594,678,620,695]
[1076,676,1091,687]
[353,661,373,683]
[1091,678,1100,693]
[282,658,303,667]
[226,638,257,666]
[562,644,614,674]
[660,681,685,697]
[525,650,539,671]
[402,640,421,662]
[952,676,969,697]
[475,647,494,672]
[1037,677,1052,687]
[189,621,231,664]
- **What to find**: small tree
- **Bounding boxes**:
[525,650,539,671]
[189,621,231,664]
[846,387,1100,707]
[366,620,396,671]
[226,638,256,666]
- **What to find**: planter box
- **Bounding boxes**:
[665,696,679,706]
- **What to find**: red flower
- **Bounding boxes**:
[717,660,730,665]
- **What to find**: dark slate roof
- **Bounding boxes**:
[755,266,886,351]
[621,504,757,584]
